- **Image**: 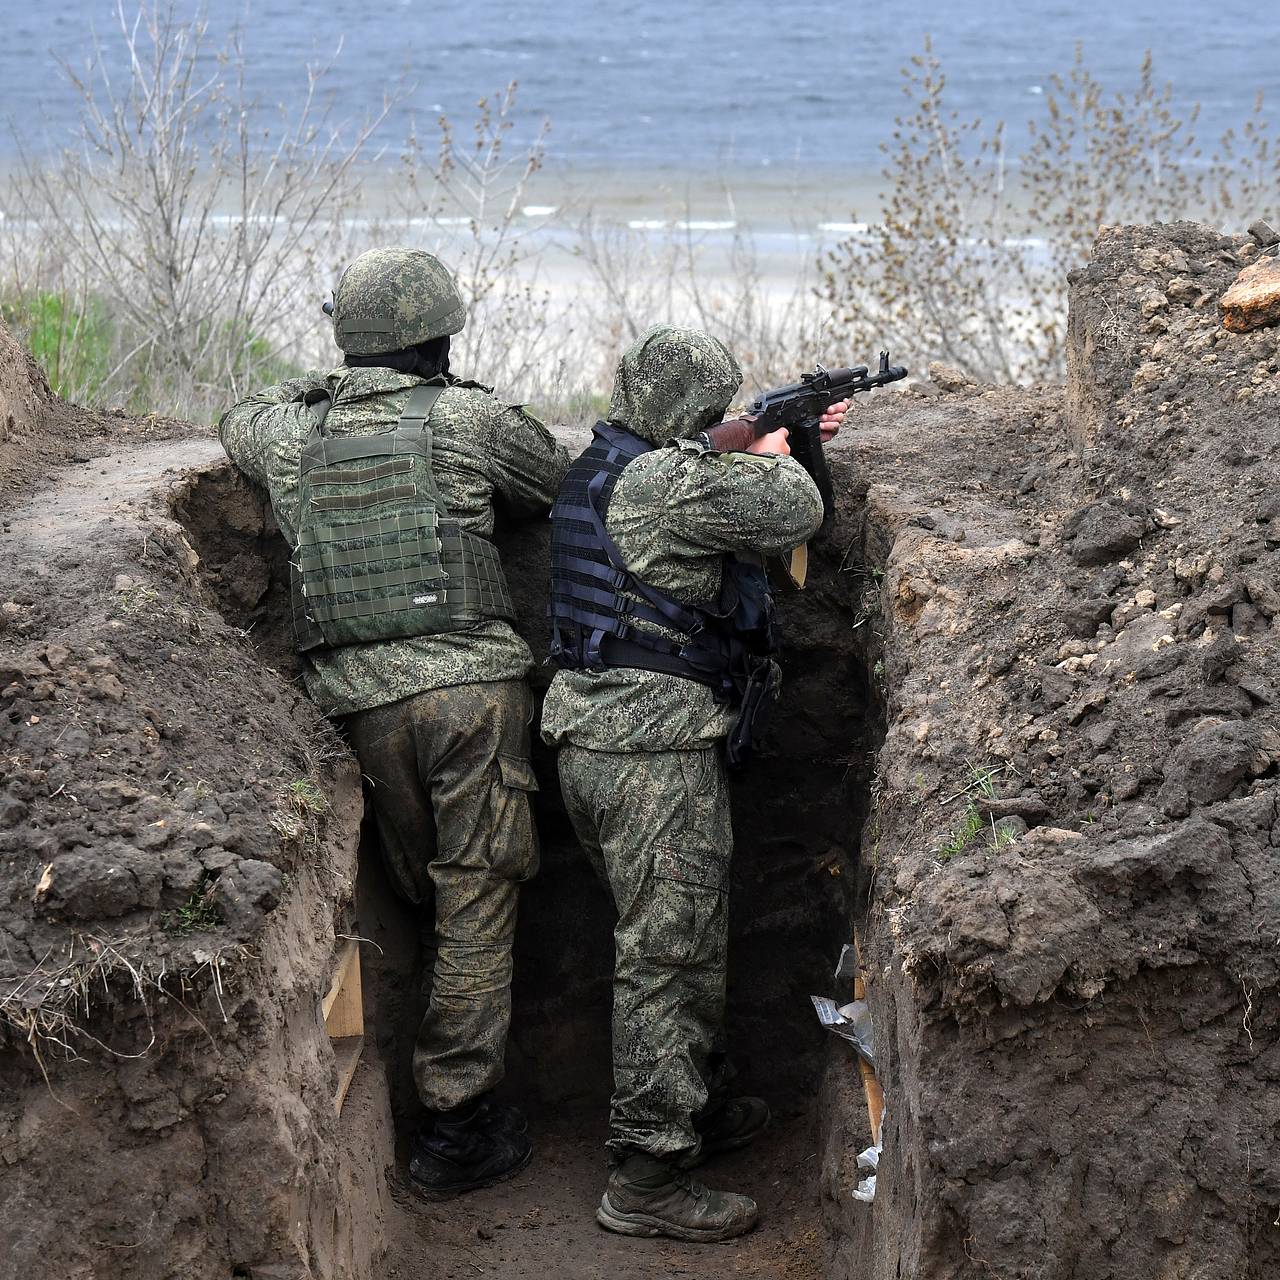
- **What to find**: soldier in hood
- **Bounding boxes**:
[542,325,846,1241]
[220,248,569,1198]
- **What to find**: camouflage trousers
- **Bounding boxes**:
[344,680,539,1113]
[558,744,732,1160]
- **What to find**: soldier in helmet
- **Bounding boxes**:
[219,248,569,1198]
[541,325,845,1241]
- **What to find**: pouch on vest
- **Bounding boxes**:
[292,383,514,652]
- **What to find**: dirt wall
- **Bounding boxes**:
[824,222,1280,1278]
[0,440,395,1280]
[0,321,50,490]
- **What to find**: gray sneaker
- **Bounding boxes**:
[596,1153,758,1242]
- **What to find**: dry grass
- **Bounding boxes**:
[0,931,248,1067]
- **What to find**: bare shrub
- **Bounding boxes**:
[822,41,1280,384]
[2,0,388,419]
[572,203,833,402]
[389,84,578,407]
[384,96,833,413]
[683,220,835,394]
[1023,48,1278,279]
[821,42,1047,383]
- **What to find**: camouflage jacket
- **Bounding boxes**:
[540,437,824,752]
[220,365,569,717]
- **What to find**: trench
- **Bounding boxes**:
[173,461,885,1278]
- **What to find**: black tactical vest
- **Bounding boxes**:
[292,383,514,652]
[548,421,780,767]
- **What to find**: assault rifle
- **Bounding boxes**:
[746,351,908,527]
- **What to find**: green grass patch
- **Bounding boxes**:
[2,290,114,401]
[270,777,330,850]
[934,761,1011,861]
[164,888,221,935]
[992,821,1020,849]
[936,799,984,862]
[286,777,328,817]
[2,287,303,421]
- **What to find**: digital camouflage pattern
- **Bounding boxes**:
[544,326,824,1163]
[606,323,741,444]
[220,363,569,717]
[557,742,731,1159]
[330,247,466,353]
[344,680,539,1112]
[540,330,824,751]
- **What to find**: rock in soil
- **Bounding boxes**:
[1220,254,1280,332]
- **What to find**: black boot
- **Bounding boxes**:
[410,1103,532,1200]
[597,1152,758,1242]
[474,1094,529,1137]
[690,1096,771,1161]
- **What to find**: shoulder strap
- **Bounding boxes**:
[594,420,653,460]
[399,383,444,429]
[397,383,445,468]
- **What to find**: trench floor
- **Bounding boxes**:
[366,1074,827,1279]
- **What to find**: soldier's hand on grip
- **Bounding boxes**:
[819,399,849,443]
[746,427,791,457]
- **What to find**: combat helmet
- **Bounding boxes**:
[328,248,467,355]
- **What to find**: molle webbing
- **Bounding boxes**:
[291,383,513,652]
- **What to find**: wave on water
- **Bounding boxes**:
[0,192,1058,257]
[3,1,1274,176]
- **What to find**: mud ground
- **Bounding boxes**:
[377,1093,825,1279]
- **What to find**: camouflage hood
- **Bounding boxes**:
[607,325,742,445]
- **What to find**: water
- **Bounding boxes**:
[4,1,1277,178]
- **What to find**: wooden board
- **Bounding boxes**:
[769,544,809,590]
[322,939,364,1114]
[858,1058,885,1147]
[323,940,364,1039]
[331,1036,364,1115]
[853,930,885,1145]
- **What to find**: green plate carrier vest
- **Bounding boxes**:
[291,383,515,652]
